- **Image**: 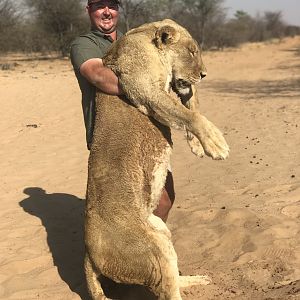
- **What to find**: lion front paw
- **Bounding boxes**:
[202,127,229,160]
[196,117,230,160]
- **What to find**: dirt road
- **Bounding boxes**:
[0,36,299,299]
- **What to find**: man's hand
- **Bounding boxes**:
[80,58,123,95]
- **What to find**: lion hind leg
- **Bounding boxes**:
[148,214,211,296]
[85,254,112,300]
[148,213,171,238]
[146,214,183,300]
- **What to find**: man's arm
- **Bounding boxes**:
[80,58,123,95]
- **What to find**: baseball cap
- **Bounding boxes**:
[88,0,120,5]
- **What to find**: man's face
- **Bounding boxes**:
[87,0,119,34]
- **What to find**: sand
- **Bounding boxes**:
[0,36,299,299]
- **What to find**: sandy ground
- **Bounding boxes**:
[0,36,299,299]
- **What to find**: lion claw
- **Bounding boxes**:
[186,132,205,157]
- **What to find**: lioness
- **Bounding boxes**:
[85,19,229,299]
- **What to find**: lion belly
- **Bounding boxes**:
[88,92,172,217]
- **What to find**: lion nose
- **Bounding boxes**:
[200,71,207,79]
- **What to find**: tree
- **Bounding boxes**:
[171,0,225,48]
[0,0,21,52]
[120,0,147,31]
[25,0,88,56]
[223,10,255,46]
[119,0,169,31]
[0,0,16,28]
[264,11,286,39]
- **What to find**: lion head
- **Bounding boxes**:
[154,19,207,96]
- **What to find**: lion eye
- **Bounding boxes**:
[189,50,195,57]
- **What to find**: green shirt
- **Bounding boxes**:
[70,29,122,149]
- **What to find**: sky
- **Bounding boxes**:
[224,0,300,26]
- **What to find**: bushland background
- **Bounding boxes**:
[1,0,300,57]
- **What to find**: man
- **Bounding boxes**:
[70,0,175,222]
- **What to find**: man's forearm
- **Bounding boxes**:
[80,58,123,95]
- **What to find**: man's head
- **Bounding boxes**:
[87,0,120,34]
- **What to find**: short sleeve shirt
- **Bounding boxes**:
[70,29,123,149]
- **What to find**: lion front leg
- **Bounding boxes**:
[178,84,229,160]
[147,90,229,160]
[180,85,206,157]
[120,74,229,159]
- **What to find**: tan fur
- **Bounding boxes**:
[104,19,229,160]
[85,19,227,300]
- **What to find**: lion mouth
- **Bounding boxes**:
[171,78,191,96]
[175,78,190,89]
[170,79,192,105]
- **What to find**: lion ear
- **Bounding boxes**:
[154,25,181,49]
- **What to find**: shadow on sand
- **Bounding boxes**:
[19,187,157,300]
[203,78,300,100]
